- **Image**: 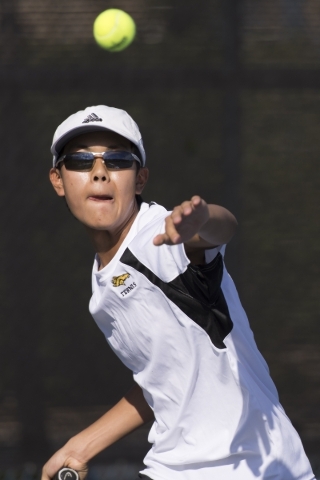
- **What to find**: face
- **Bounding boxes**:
[50,131,149,233]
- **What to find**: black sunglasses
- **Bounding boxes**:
[56,151,140,171]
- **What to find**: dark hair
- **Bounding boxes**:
[133,155,144,208]
[130,142,142,164]
[135,194,143,207]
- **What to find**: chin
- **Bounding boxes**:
[84,218,117,230]
[93,224,113,231]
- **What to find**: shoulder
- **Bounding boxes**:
[123,203,188,281]
[136,201,168,228]
[128,204,228,280]
[133,202,170,244]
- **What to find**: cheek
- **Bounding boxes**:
[111,171,138,196]
[62,173,89,205]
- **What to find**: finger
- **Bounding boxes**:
[171,206,184,224]
[153,231,181,245]
[154,214,181,246]
[171,205,194,225]
[164,217,182,243]
[153,219,182,245]
[181,204,193,216]
[153,233,168,246]
[42,464,61,480]
[191,195,202,207]
[42,469,50,480]
[179,199,202,217]
[179,197,200,209]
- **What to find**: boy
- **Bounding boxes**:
[42,105,315,480]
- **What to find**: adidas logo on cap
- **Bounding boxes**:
[82,113,103,124]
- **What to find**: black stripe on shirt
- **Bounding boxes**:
[120,249,233,349]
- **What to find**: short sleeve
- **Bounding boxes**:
[204,244,226,264]
[127,212,190,283]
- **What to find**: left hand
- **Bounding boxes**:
[153,196,209,246]
[42,445,88,480]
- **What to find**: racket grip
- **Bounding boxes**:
[52,468,79,480]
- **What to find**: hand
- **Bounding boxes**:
[153,196,209,246]
[42,445,88,480]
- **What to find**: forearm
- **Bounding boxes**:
[68,383,153,462]
[42,384,154,479]
[153,197,237,264]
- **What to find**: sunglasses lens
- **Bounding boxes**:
[65,160,95,171]
[61,151,136,171]
[105,160,134,169]
[102,151,135,170]
[63,153,95,171]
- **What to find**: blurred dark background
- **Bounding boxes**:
[0,0,319,475]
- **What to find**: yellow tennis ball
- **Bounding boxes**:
[93,9,136,52]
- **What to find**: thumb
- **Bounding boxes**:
[153,233,166,246]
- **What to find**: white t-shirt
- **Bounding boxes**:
[89,202,314,480]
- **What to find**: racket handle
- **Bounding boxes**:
[53,468,79,480]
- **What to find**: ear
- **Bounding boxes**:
[135,167,149,195]
[49,168,65,197]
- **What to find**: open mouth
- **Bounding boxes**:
[89,195,113,201]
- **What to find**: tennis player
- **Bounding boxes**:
[42,105,315,480]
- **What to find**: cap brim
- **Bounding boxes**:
[52,125,114,157]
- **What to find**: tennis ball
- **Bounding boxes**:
[93,9,136,52]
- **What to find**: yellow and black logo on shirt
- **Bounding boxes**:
[112,273,130,287]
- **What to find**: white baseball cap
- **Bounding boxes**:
[51,105,146,167]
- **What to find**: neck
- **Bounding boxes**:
[86,201,140,269]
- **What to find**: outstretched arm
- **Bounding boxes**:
[42,384,153,480]
[153,196,237,264]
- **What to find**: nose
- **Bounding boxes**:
[91,157,109,182]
